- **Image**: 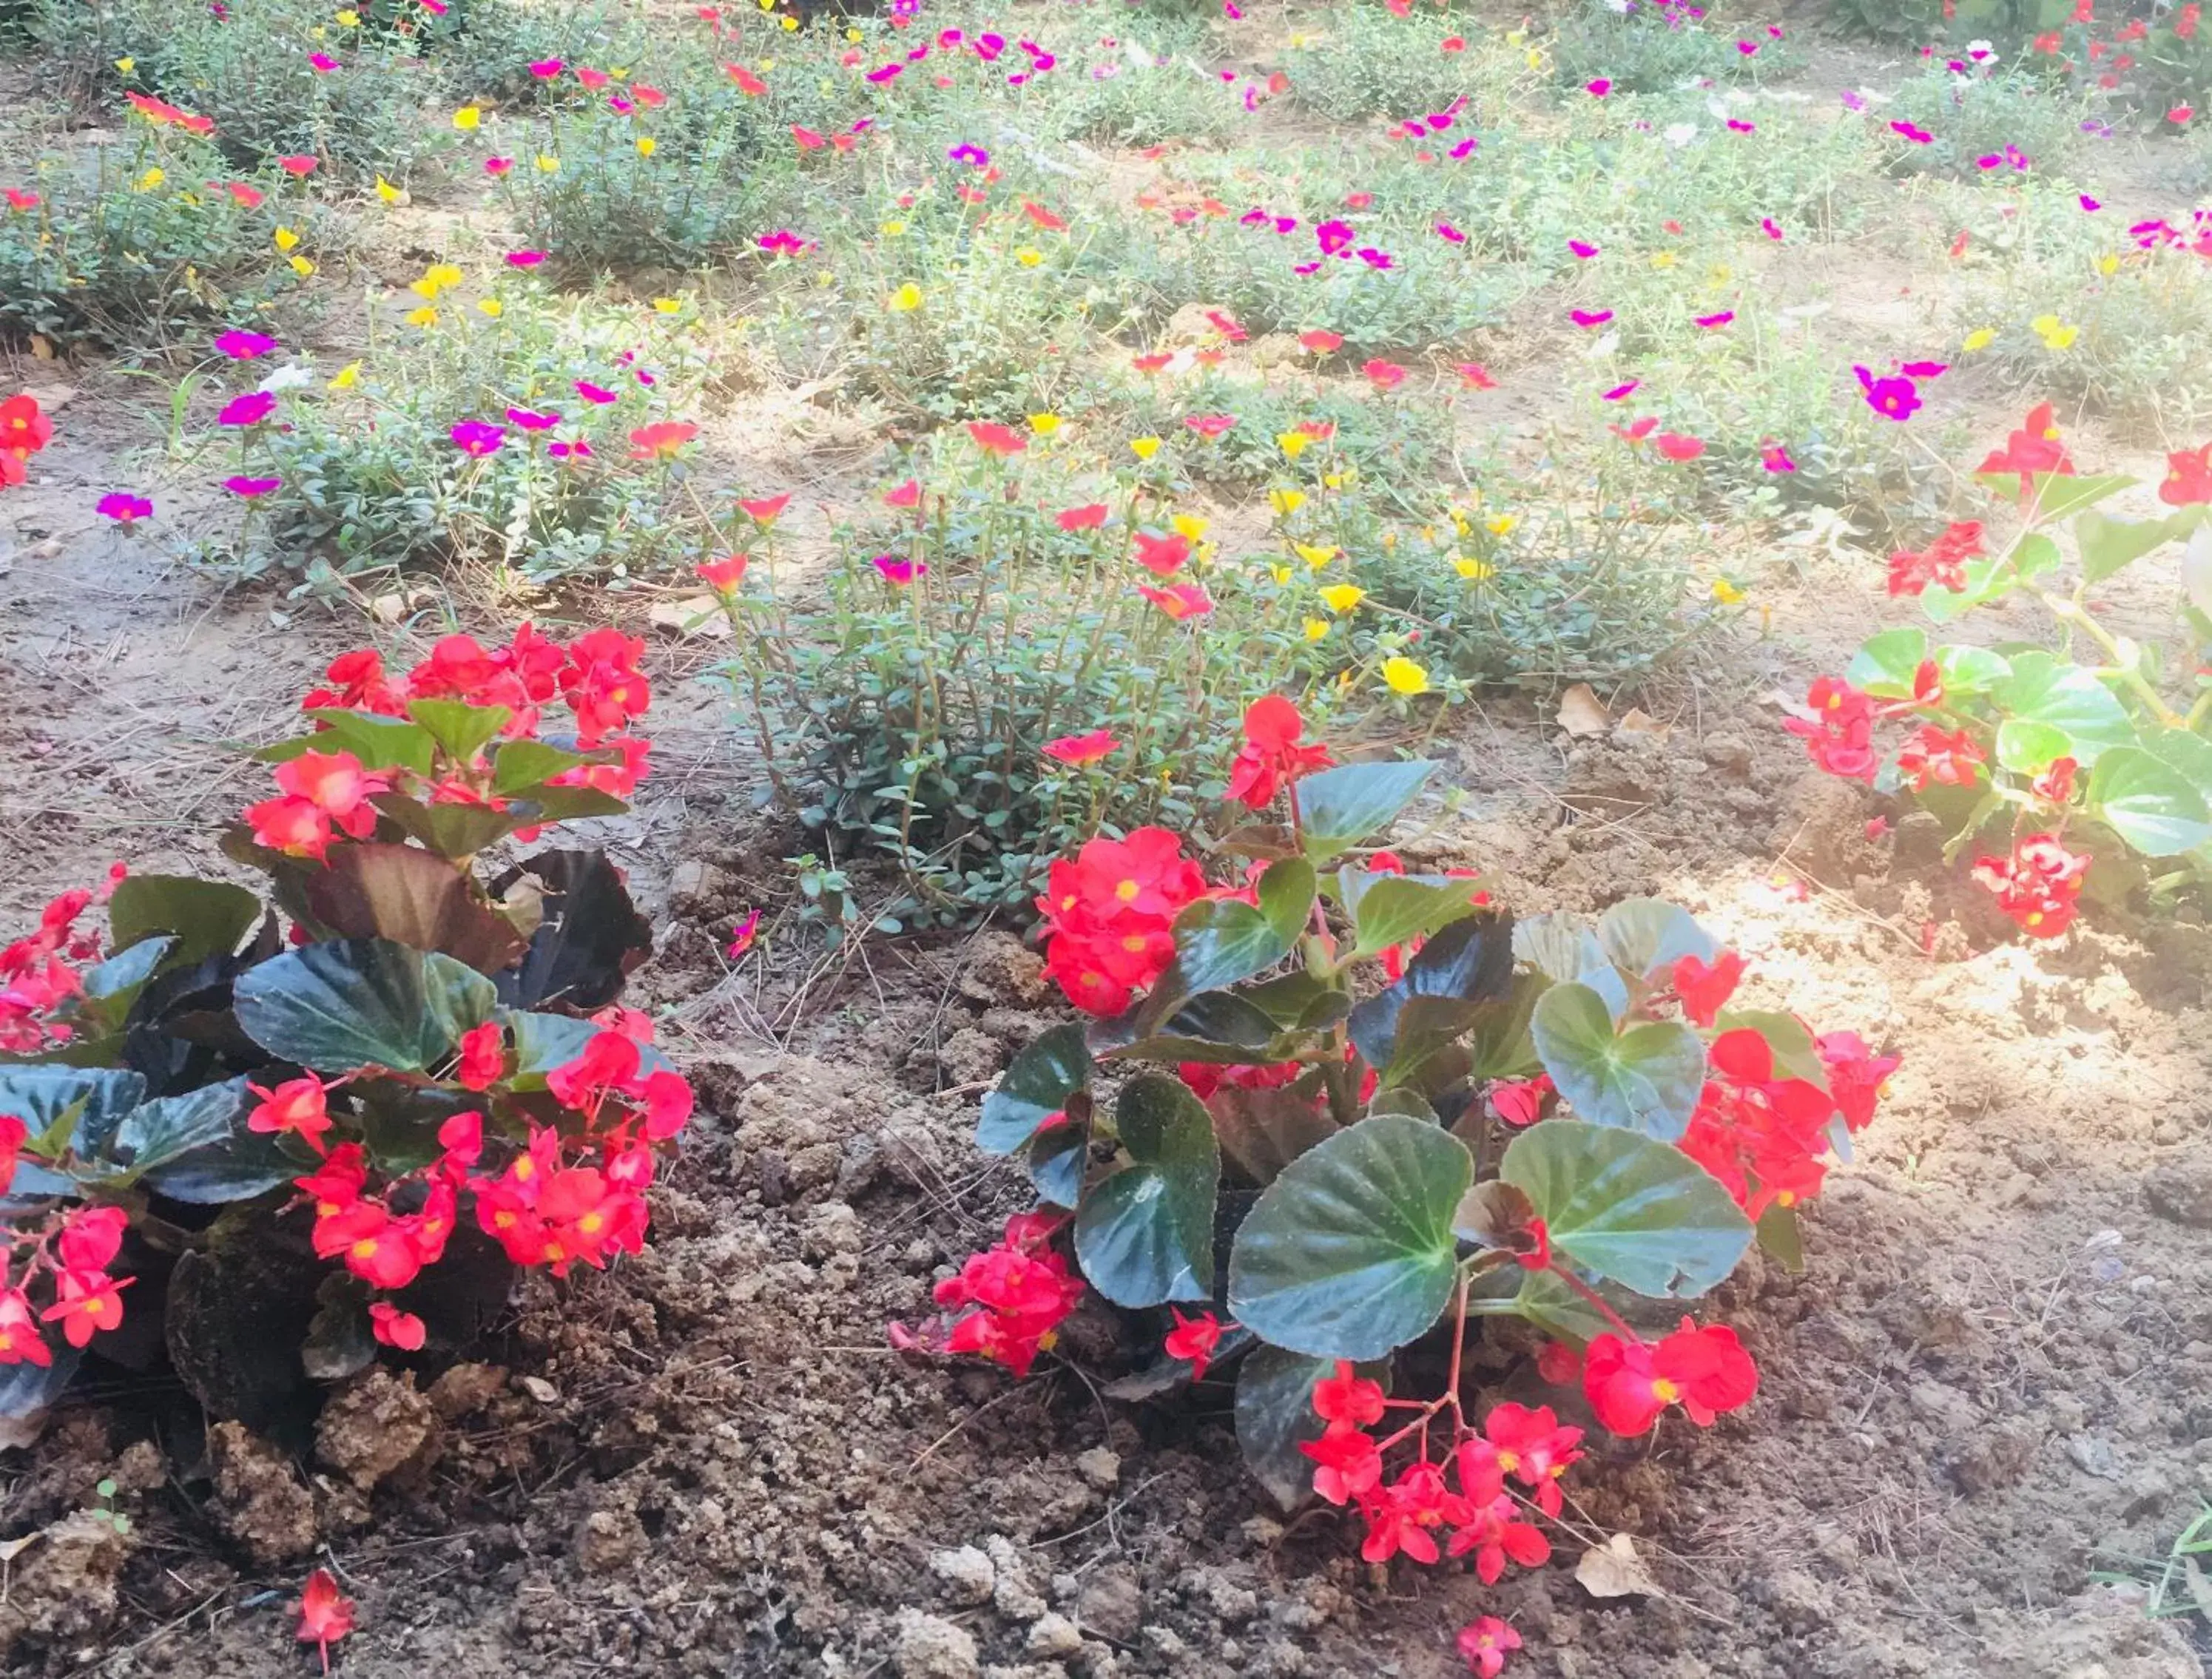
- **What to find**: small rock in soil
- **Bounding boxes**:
[1075,1565,1143,1643]
[891,1609,979,1679]
[986,1533,1048,1619]
[206,1422,317,1563]
[426,1361,507,1420]
[958,930,1047,1005]
[1952,1420,2040,1495]
[1074,1446,1120,1490]
[575,1507,648,1573]
[2066,1433,2124,1479]
[1026,1612,1084,1659]
[929,1545,996,1606]
[2144,1156,2212,1227]
[0,1510,133,1659]
[316,1368,439,1492]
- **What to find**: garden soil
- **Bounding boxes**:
[5,375,2212,1679]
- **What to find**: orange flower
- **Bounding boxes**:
[627,421,698,460]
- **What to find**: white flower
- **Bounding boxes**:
[259,365,313,393]
[1967,38,1994,60]
[1664,122,1699,147]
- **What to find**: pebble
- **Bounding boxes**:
[1026,1613,1085,1659]
[929,1545,996,1607]
[1074,1447,1121,1490]
[892,1610,979,1679]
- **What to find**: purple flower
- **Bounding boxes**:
[218,391,277,427]
[223,475,280,497]
[506,406,562,430]
[215,330,277,359]
[575,381,618,405]
[506,249,547,267]
[873,554,926,584]
[450,420,507,456]
[1571,308,1614,328]
[948,143,990,167]
[1854,365,1921,423]
[1841,90,1867,113]
[97,492,153,523]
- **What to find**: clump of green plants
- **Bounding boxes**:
[1878,62,2087,180]
[0,622,683,1428]
[1285,7,1486,124]
[1789,403,2212,929]
[1548,0,1800,95]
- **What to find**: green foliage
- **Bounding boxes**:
[1549,0,1801,95]
[1881,65,2087,180]
[1285,9,1481,123]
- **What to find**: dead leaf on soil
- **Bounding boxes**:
[0,1531,39,1564]
[1557,683,1611,737]
[1614,707,1671,742]
[648,595,733,639]
[1577,1532,1661,1599]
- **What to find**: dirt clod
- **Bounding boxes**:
[891,1609,980,1679]
[315,1368,439,1491]
[930,1545,997,1606]
[206,1422,318,1563]
[2144,1154,2212,1226]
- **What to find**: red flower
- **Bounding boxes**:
[2160,443,2212,506]
[453,1020,505,1090]
[1056,503,1109,531]
[1042,729,1117,766]
[698,555,749,593]
[1815,1031,1898,1134]
[58,1205,128,1271]
[925,1215,1085,1377]
[1886,520,1984,597]
[1585,1320,1758,1435]
[1183,413,1236,439]
[0,393,53,462]
[627,421,698,460]
[1361,1460,1463,1564]
[1132,530,1192,575]
[2031,755,2078,805]
[314,1201,425,1290]
[1670,949,1744,1027]
[883,477,922,508]
[1457,1616,1521,1678]
[39,1267,133,1348]
[1300,1419,1383,1504]
[1783,677,1879,783]
[276,749,388,840]
[297,1568,356,1675]
[1488,1074,1551,1126]
[294,1143,368,1216]
[369,1302,425,1350]
[1139,582,1213,620]
[1480,1401,1583,1516]
[248,1074,334,1148]
[1653,432,1706,462]
[1312,1358,1386,1425]
[1443,1486,1548,1581]
[1035,828,1204,1013]
[1363,358,1407,391]
[1454,362,1498,390]
[1534,1339,1582,1386]
[0,1288,50,1367]
[1300,328,1343,354]
[1226,695,1334,810]
[1022,199,1068,231]
[1896,724,1985,790]
[1977,402,2075,496]
[1163,1307,1224,1378]
[739,493,792,524]
[1972,832,2089,937]
[967,421,1028,456]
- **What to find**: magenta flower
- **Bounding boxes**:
[757,229,812,256]
[1449,137,1477,160]
[223,476,280,497]
[1727,120,1755,134]
[1854,365,1921,422]
[215,330,277,359]
[1761,443,1798,473]
[1841,90,1867,112]
[2080,195,2101,212]
[97,492,153,523]
[1435,222,1466,243]
[1899,360,1948,379]
[450,420,507,456]
[1890,121,1933,145]
[530,58,564,78]
[1602,380,1639,402]
[1694,310,1735,329]
[308,53,339,73]
[1570,308,1613,328]
[1586,78,1611,97]
[1760,217,1784,240]
[505,250,547,268]
[874,554,926,584]
[484,157,514,177]
[575,381,617,405]
[948,143,989,167]
[548,439,593,459]
[1568,239,1599,259]
[218,391,277,427]
[1315,219,1353,257]
[506,407,562,430]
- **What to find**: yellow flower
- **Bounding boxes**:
[409,276,442,301]
[1171,513,1208,541]
[288,254,315,277]
[2031,313,2077,350]
[273,226,300,251]
[1319,584,1365,614]
[328,361,360,390]
[335,8,360,24]
[1269,488,1306,517]
[1278,430,1312,459]
[453,106,481,132]
[1449,510,1471,536]
[535,155,560,174]
[1015,246,1044,267]
[880,220,906,236]
[1130,436,1162,461]
[375,175,402,203]
[846,25,862,41]
[653,297,682,314]
[1294,542,1338,570]
[114,56,135,74]
[1381,656,1430,695]
[1303,617,1330,641]
[780,13,797,27]
[635,136,657,158]
[2096,252,2118,276]
[1484,513,1517,537]
[1650,250,1678,270]
[1711,578,1745,604]
[1029,413,1062,436]
[1269,564,1294,585]
[478,298,503,318]
[1961,326,1996,353]
[1454,556,1494,581]
[1524,46,1544,69]
[405,305,439,327]
[887,282,923,312]
[1322,470,1348,490]
[134,167,164,191]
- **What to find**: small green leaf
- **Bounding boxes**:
[108,874,261,964]
[1530,984,1705,1141]
[1500,1120,1751,1299]
[2023,472,2135,522]
[234,938,497,1072]
[1845,627,1929,698]
[2143,726,2212,797]
[298,709,436,777]
[979,1024,1092,1155]
[1594,899,1715,981]
[1170,857,1313,995]
[405,699,513,763]
[1993,651,2134,766]
[1343,874,1485,962]
[77,936,174,1004]
[1295,760,1434,862]
[2087,746,2212,857]
[112,1078,252,1174]
[1932,645,2011,695]
[1073,1075,1219,1308]
[1347,914,1517,1084]
[1994,718,2071,775]
[490,738,587,795]
[2078,509,2185,584]
[371,793,524,859]
[1227,1113,1471,1360]
[1756,1202,1804,1272]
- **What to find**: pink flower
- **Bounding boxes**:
[506,250,547,268]
[215,330,277,359]
[1586,78,1611,96]
[97,492,153,523]
[1042,729,1117,766]
[308,52,340,73]
[218,391,277,427]
[224,476,281,497]
[1570,308,1612,328]
[450,420,507,456]
[874,554,926,584]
